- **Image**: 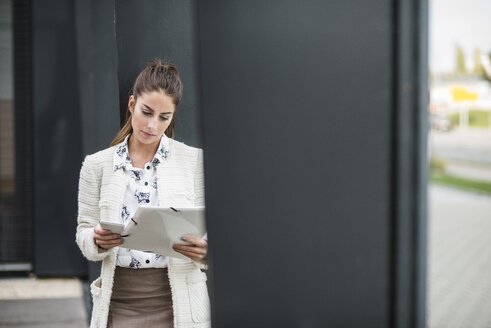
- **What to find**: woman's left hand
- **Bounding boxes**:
[173,236,207,262]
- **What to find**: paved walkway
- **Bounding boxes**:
[0,278,87,327]
[428,184,491,328]
[430,129,491,165]
[444,161,491,183]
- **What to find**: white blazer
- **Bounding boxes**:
[76,138,211,328]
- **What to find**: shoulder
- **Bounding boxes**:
[169,139,202,162]
[81,146,117,173]
[169,138,201,154]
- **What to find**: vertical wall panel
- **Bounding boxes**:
[32,0,86,276]
[75,0,120,154]
[199,0,393,326]
[0,0,33,265]
[391,0,428,326]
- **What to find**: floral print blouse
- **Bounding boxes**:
[113,133,170,269]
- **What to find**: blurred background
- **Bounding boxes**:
[428,0,491,327]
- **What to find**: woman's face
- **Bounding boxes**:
[128,90,175,146]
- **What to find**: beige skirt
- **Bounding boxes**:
[107,266,174,328]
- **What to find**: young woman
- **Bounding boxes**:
[76,59,210,328]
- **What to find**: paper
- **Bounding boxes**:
[121,206,206,260]
[100,221,124,234]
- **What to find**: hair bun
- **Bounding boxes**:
[131,58,183,106]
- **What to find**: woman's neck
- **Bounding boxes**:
[127,133,159,168]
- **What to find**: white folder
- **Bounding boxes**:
[120,206,206,260]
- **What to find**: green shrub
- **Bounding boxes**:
[469,110,490,127]
[448,110,491,128]
[430,157,446,173]
[449,112,460,126]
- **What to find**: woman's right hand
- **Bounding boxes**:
[93,224,124,250]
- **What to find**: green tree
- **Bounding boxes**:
[455,45,467,75]
[473,48,485,75]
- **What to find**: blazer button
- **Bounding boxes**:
[146,199,150,203]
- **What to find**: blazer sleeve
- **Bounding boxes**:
[76,155,111,261]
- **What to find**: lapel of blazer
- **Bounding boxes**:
[156,153,172,207]
[156,139,182,207]
[103,166,129,223]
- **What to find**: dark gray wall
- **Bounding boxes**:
[198,0,427,327]
[75,0,121,154]
[32,0,86,276]
[115,0,202,147]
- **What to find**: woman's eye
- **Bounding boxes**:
[160,117,169,121]
[142,111,152,116]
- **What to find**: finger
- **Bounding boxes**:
[173,244,206,255]
[181,236,207,247]
[96,235,123,244]
[98,238,124,249]
[174,249,203,261]
[94,225,111,235]
[96,229,112,235]
[99,237,123,245]
[94,229,113,238]
[96,233,121,241]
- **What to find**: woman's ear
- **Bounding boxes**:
[128,95,135,114]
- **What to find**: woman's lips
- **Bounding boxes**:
[142,131,155,138]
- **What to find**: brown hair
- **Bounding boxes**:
[110,59,183,146]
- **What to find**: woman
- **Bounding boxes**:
[76,59,210,328]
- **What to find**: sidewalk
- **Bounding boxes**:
[430,129,491,165]
[444,161,491,182]
[0,277,88,328]
[428,184,491,328]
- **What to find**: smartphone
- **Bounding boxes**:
[100,221,124,234]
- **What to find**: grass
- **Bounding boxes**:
[431,172,491,195]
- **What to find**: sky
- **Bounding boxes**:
[429,0,491,74]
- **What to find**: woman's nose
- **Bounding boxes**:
[147,117,158,130]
